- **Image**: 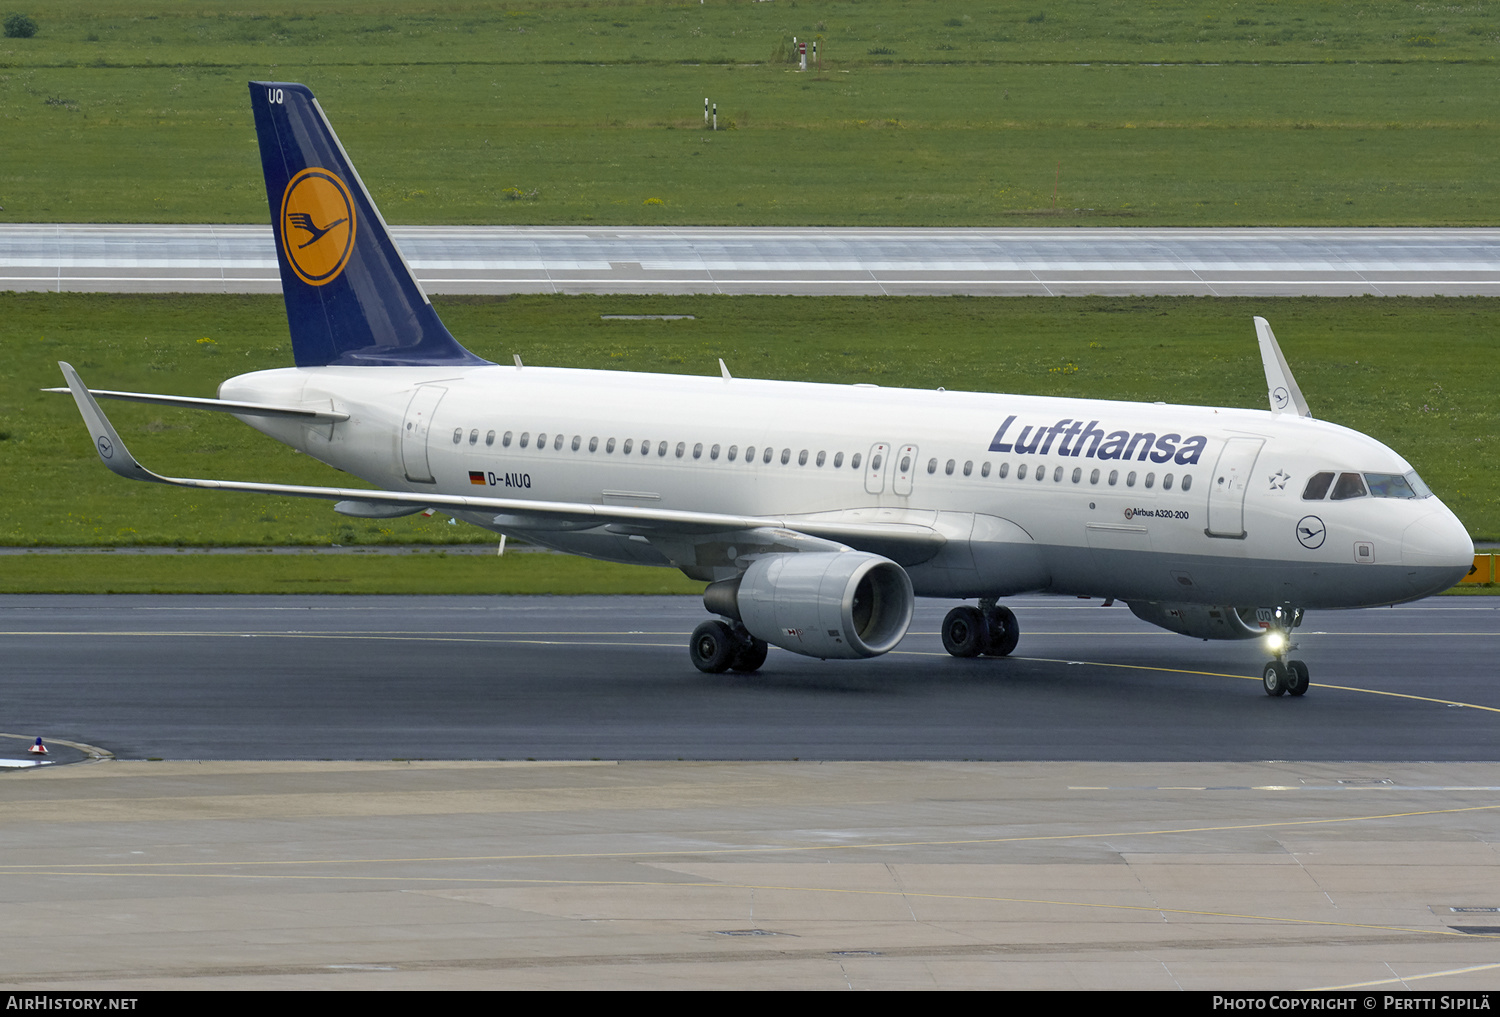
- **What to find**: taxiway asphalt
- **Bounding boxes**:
[4,593,1498,990]
[2,593,1494,763]
[5,225,1500,296]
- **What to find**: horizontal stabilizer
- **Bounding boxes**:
[42,385,348,422]
[1254,316,1312,418]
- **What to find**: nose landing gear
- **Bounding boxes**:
[1261,605,1310,697]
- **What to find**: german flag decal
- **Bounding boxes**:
[469,471,486,486]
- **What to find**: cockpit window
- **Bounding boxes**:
[1302,472,1334,500]
[1365,473,1424,499]
[1405,471,1433,498]
[1330,472,1368,501]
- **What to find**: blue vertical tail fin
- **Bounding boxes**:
[249,82,487,368]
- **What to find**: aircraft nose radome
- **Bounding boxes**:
[1401,508,1475,589]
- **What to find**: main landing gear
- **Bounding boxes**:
[1260,605,1310,698]
[941,599,1020,658]
[689,619,769,675]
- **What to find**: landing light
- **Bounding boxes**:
[1265,632,1287,653]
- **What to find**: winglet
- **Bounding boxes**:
[719,358,732,382]
[58,362,168,485]
[1254,317,1311,418]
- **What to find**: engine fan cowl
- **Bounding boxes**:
[734,552,914,659]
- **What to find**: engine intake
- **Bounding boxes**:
[705,552,914,659]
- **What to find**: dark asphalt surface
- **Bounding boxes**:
[2,594,1495,762]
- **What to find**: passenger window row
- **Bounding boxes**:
[454,428,866,470]
[451,427,1194,492]
[927,457,1193,492]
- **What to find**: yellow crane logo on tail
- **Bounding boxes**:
[279,168,356,286]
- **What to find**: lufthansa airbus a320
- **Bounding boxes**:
[54,82,1474,696]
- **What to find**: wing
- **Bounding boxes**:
[57,363,946,567]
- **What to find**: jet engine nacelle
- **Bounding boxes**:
[706,552,914,659]
[1127,601,1264,641]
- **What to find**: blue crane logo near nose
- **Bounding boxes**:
[1296,515,1326,549]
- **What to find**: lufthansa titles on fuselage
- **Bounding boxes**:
[989,415,1208,465]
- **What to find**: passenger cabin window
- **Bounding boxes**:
[503,431,513,448]
[571,435,581,451]
[1331,472,1368,500]
[452,428,462,444]
[834,452,844,468]
[851,453,862,470]
[486,430,496,447]
[1303,472,1335,500]
[468,429,479,445]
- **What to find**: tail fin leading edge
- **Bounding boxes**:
[249,82,487,368]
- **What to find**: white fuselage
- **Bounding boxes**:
[221,364,1474,610]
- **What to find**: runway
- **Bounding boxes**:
[5,225,1500,297]
[2,594,1495,763]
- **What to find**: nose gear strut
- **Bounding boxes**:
[1261,604,1309,697]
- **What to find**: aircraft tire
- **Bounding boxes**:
[1262,660,1288,697]
[690,619,737,674]
[1287,659,1310,696]
[942,606,988,658]
[730,636,769,673]
[983,606,1020,657]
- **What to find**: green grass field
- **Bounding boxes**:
[2,1,1498,225]
[4,292,1496,550]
